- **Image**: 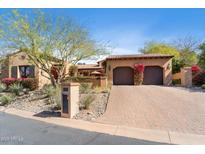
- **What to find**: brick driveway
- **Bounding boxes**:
[97,86,205,135]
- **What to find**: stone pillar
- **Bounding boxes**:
[181,67,192,87]
[61,82,79,118]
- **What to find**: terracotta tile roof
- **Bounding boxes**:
[77,64,102,70]
[106,54,174,60]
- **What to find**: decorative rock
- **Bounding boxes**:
[73,93,109,121]
[5,90,60,114]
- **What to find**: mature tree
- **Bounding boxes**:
[0,9,108,87]
[172,36,200,52]
[140,42,180,58]
[198,43,205,69]
[140,42,182,73]
[172,36,199,66]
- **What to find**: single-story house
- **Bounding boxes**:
[0,51,69,88]
[102,54,173,86]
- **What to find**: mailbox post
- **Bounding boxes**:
[61,82,80,118]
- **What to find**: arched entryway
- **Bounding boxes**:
[113,67,134,85]
[143,66,163,85]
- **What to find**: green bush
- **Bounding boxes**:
[9,83,23,96]
[172,79,181,85]
[201,84,205,89]
[42,84,56,98]
[21,78,38,90]
[0,94,14,106]
[79,83,92,94]
[83,95,95,110]
[53,85,61,109]
[0,82,6,92]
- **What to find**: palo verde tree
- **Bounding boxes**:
[0,9,108,87]
[172,36,199,66]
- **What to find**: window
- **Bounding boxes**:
[19,65,35,78]
[11,66,17,78]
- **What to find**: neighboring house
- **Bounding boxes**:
[0,51,69,88]
[77,61,105,77]
[103,54,173,86]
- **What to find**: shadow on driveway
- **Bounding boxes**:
[33,110,61,118]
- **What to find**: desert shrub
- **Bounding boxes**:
[79,83,92,94]
[9,83,23,96]
[1,78,18,87]
[201,84,205,89]
[42,84,56,98]
[52,85,61,109]
[0,94,14,106]
[83,95,95,110]
[20,78,38,90]
[0,82,6,92]
[42,85,61,108]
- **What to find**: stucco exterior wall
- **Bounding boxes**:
[38,67,51,88]
[172,72,181,80]
[105,58,172,86]
[8,52,39,78]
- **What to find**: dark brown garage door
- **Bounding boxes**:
[143,66,163,85]
[113,67,134,85]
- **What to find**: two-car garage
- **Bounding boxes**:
[105,54,173,86]
[113,66,163,85]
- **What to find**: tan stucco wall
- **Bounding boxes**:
[172,72,181,80]
[181,67,192,87]
[8,52,39,78]
[105,58,172,86]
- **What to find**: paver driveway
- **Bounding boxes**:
[97,86,205,135]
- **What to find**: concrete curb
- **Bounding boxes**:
[2,108,205,145]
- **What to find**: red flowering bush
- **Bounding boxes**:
[192,70,205,86]
[134,64,144,85]
[134,64,145,73]
[1,78,38,90]
[191,65,201,72]
[191,65,205,86]
[1,78,18,87]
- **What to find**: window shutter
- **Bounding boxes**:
[30,65,35,78]
[11,66,17,78]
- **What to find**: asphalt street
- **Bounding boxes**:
[0,111,167,145]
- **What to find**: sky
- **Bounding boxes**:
[0,8,205,56]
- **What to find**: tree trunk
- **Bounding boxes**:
[50,74,57,88]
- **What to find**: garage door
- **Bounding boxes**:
[143,66,163,85]
[113,67,134,85]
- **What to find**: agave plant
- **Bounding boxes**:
[9,83,23,96]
